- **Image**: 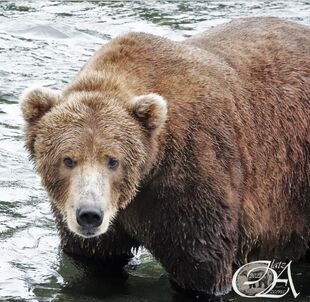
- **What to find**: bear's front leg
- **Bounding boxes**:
[59,219,140,269]
[147,193,239,296]
[155,236,235,296]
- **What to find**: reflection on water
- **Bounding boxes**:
[0,1,309,301]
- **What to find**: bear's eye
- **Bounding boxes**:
[107,156,119,170]
[63,157,76,168]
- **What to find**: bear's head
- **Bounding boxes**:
[21,86,167,238]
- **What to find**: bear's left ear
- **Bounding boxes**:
[20,86,63,157]
[131,93,168,132]
[21,86,63,124]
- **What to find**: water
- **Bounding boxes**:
[0,1,309,301]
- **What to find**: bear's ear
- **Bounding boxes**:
[21,86,62,124]
[20,86,63,157]
[132,93,168,132]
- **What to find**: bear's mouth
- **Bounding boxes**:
[78,226,98,238]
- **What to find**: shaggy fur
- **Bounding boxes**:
[21,17,310,295]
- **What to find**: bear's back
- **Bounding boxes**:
[184,16,310,75]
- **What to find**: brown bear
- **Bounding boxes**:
[21,17,310,296]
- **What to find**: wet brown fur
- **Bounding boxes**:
[21,17,310,295]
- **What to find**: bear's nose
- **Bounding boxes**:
[76,206,103,228]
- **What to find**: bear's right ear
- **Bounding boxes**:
[20,86,62,156]
[131,93,168,132]
[21,86,62,123]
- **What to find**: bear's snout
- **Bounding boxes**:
[76,205,103,230]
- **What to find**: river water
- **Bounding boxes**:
[0,1,309,301]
